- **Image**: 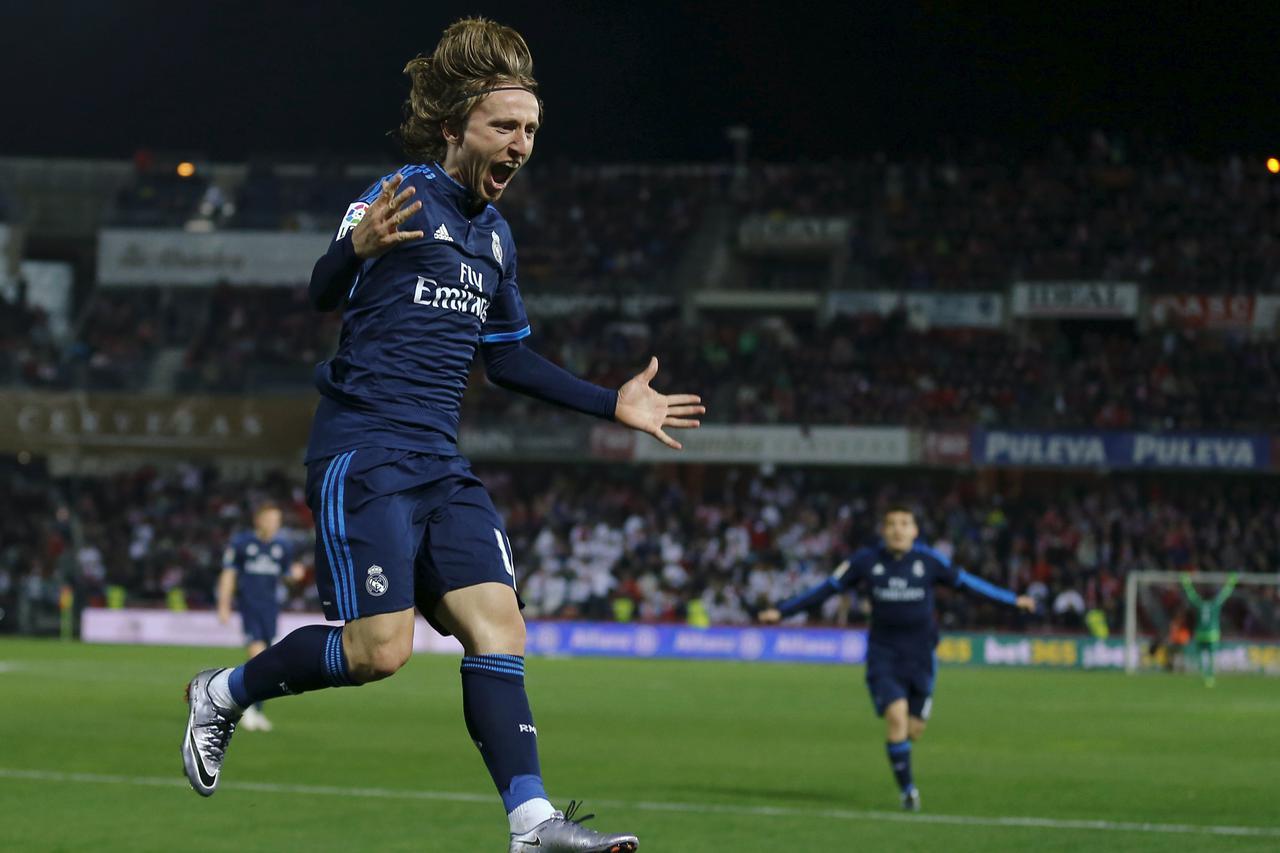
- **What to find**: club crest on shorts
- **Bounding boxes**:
[366,565,389,597]
[491,231,503,266]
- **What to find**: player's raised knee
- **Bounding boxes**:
[349,639,412,682]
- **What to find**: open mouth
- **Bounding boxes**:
[488,161,517,190]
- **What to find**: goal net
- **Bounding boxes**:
[1124,572,1280,675]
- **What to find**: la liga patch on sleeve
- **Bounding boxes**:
[336,202,369,239]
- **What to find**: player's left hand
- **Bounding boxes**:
[1015,595,1037,613]
[614,357,704,449]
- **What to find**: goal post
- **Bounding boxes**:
[1124,571,1280,674]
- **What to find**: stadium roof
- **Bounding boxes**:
[5,1,1275,162]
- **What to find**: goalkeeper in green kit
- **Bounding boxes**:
[1180,573,1238,687]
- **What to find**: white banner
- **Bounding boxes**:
[97,228,331,286]
[632,425,910,465]
[0,224,13,286]
[1011,281,1140,319]
[521,292,675,318]
[81,607,464,654]
[828,291,1004,329]
[738,216,849,252]
[1253,295,1280,336]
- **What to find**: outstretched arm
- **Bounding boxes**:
[759,560,850,623]
[956,570,1037,612]
[1213,573,1239,606]
[481,339,618,419]
[1181,574,1205,607]
[483,351,704,449]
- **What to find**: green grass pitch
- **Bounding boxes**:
[1,638,1278,852]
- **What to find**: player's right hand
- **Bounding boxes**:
[758,608,781,624]
[352,173,425,259]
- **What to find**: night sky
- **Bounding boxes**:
[4,1,1275,163]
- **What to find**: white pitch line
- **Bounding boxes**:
[1,768,1277,839]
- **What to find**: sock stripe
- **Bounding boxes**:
[461,662,525,677]
[461,655,525,678]
[887,741,912,755]
[323,628,353,687]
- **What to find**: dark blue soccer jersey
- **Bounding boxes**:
[306,164,529,462]
[775,541,1018,655]
[223,532,293,612]
[836,544,959,650]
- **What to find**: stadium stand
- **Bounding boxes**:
[1,458,1272,638]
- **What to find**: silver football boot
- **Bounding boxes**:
[181,668,241,797]
[508,801,638,852]
[901,786,921,812]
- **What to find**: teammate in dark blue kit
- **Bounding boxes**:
[759,506,1035,811]
[181,18,703,852]
[215,502,305,732]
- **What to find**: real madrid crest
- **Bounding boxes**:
[491,231,503,266]
[366,565,389,597]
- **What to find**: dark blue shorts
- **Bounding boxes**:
[865,644,935,720]
[239,606,278,646]
[305,448,519,635]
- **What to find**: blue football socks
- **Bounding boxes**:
[887,740,914,793]
[460,655,548,816]
[225,625,356,709]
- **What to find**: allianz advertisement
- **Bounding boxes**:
[82,611,1280,674]
[973,429,1271,471]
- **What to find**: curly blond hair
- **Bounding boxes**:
[400,17,541,163]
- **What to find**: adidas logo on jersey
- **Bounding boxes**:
[434,223,453,242]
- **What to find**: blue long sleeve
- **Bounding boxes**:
[481,340,618,420]
[309,233,361,312]
[776,577,842,618]
[956,570,1018,606]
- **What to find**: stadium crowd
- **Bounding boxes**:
[466,309,1280,431]
[105,134,1280,292]
[1,459,1271,637]
[111,160,718,290]
[12,289,1280,432]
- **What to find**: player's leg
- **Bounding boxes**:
[434,583,547,823]
[422,473,637,852]
[884,697,910,741]
[209,449,424,710]
[908,716,927,741]
[882,698,918,807]
[182,450,418,796]
[239,638,269,731]
[1202,641,1216,687]
[897,669,933,811]
[868,661,916,807]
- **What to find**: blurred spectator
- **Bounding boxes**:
[1,457,1271,636]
